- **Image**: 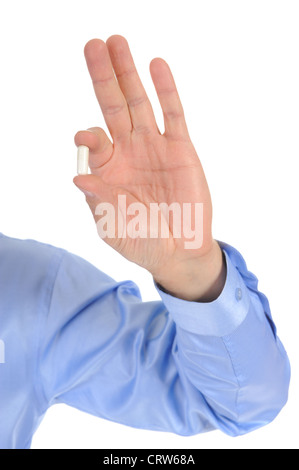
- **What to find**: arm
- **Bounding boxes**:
[37,243,290,436]
[66,35,290,435]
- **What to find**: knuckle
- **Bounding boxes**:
[102,104,126,116]
[133,124,152,135]
[164,110,184,120]
[159,87,176,96]
[92,75,114,86]
[127,95,148,108]
[116,67,136,79]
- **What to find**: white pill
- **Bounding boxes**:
[77,145,89,175]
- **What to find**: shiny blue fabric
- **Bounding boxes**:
[0,233,290,449]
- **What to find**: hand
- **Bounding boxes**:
[73,35,225,301]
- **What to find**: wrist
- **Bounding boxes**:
[153,240,226,302]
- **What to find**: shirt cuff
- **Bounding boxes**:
[154,242,251,337]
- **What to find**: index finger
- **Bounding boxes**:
[84,39,132,140]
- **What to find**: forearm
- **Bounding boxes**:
[155,241,290,435]
[35,239,289,438]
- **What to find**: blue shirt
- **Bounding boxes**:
[0,233,290,449]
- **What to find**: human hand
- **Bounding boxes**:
[74,35,225,301]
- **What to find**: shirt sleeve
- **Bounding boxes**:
[37,241,290,437]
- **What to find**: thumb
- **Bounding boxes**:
[73,174,100,199]
[73,174,114,206]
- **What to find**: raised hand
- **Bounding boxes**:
[73,35,225,301]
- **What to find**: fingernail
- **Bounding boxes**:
[83,190,95,198]
[76,186,96,198]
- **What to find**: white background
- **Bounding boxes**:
[0,0,298,449]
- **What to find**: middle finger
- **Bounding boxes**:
[84,39,132,140]
[106,35,158,135]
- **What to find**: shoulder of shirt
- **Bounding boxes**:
[0,232,66,256]
[0,232,68,275]
[0,232,117,284]
[0,232,144,299]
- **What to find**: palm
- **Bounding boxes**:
[74,36,213,275]
[93,134,207,204]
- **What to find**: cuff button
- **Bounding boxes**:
[235,288,243,301]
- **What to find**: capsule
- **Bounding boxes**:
[77,145,89,175]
